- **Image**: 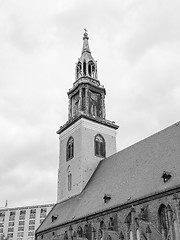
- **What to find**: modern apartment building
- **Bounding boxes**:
[0,204,54,240]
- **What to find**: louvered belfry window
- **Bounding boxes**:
[95,134,105,158]
[67,137,74,161]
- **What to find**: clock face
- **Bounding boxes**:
[89,91,101,117]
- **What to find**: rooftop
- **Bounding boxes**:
[37,121,180,234]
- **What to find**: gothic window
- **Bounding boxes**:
[77,226,83,237]
[95,134,106,158]
[91,103,96,117]
[72,93,79,117]
[84,224,88,238]
[84,223,92,240]
[77,62,82,79]
[98,229,103,240]
[100,221,106,230]
[64,231,68,240]
[67,137,74,161]
[88,61,95,78]
[158,204,172,238]
[68,173,72,191]
[108,217,114,230]
[83,61,86,76]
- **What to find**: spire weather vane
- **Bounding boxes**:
[84,28,88,33]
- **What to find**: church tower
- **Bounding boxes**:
[57,31,119,202]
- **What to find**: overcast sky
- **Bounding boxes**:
[1,0,180,208]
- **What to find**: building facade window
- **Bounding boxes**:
[17,232,24,237]
[19,210,26,220]
[83,61,86,76]
[19,215,25,220]
[9,211,15,216]
[40,208,47,218]
[18,227,24,232]
[29,220,35,225]
[67,165,72,191]
[94,134,106,158]
[8,222,14,227]
[29,226,35,231]
[68,173,72,191]
[30,209,36,214]
[77,62,82,79]
[18,221,25,226]
[67,137,74,161]
[20,210,26,215]
[158,204,172,238]
[28,231,34,236]
[29,209,36,219]
[9,211,15,222]
[7,233,13,238]
[88,61,95,78]
[0,212,5,222]
[77,226,83,237]
[9,216,15,222]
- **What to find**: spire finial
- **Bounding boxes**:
[83,28,89,40]
[82,29,90,53]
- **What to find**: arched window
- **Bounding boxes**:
[77,226,83,238]
[77,62,82,79]
[67,166,72,191]
[158,204,172,238]
[83,61,86,76]
[64,231,68,240]
[68,173,72,191]
[95,134,106,158]
[100,221,106,230]
[67,137,74,161]
[108,217,114,231]
[88,61,95,78]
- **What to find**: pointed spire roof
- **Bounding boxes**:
[82,29,91,54]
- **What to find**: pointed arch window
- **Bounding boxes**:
[158,204,172,238]
[100,221,106,230]
[68,173,72,191]
[95,134,106,158]
[77,226,83,238]
[88,61,95,78]
[83,61,86,76]
[77,62,82,79]
[66,137,74,161]
[67,166,72,191]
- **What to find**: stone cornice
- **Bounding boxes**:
[68,77,105,96]
[56,114,119,135]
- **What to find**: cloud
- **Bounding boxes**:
[0,0,180,207]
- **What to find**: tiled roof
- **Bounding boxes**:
[36,121,180,233]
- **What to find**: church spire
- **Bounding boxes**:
[82,29,91,54]
[65,31,108,120]
[75,30,98,82]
